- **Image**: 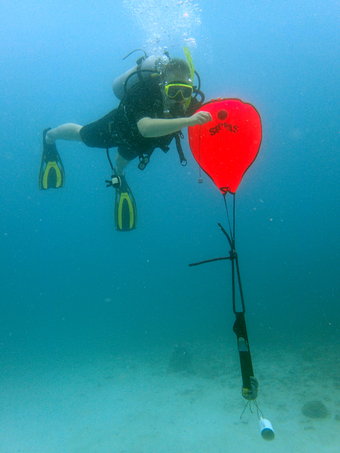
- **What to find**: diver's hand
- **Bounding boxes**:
[187,111,212,127]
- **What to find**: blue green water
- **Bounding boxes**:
[0,1,339,451]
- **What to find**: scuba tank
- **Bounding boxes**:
[113,48,204,103]
[112,50,170,100]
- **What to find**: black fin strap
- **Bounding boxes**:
[175,133,187,166]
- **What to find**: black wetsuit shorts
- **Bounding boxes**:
[79,110,138,161]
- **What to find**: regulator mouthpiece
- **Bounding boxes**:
[259,417,275,441]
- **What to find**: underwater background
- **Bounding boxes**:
[1,1,339,452]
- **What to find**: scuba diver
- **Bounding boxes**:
[39,51,212,230]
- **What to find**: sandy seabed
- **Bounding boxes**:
[1,339,339,453]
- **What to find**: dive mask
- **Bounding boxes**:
[164,82,193,101]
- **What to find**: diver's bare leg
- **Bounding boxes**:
[45,123,82,144]
[115,153,130,176]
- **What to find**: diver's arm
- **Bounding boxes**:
[137,111,212,138]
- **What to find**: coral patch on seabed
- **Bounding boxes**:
[301,400,329,419]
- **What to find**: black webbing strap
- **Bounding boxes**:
[189,193,257,400]
[223,194,257,399]
[175,132,187,166]
[135,131,187,171]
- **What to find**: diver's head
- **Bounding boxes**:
[162,58,192,85]
[162,58,193,108]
